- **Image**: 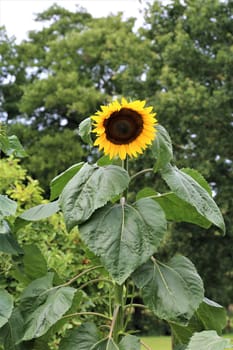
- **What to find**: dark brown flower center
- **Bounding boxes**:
[104,108,143,145]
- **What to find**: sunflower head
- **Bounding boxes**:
[91,98,157,160]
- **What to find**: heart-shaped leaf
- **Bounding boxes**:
[59,164,130,231]
[79,198,167,284]
[59,322,100,350]
[133,255,204,324]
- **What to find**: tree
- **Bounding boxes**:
[142,0,233,304]
[13,4,148,129]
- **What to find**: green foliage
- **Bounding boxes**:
[0,289,13,328]
[59,322,100,350]
[133,255,204,324]
[171,298,227,347]
[186,331,232,350]
[161,164,225,233]
[59,164,130,231]
[0,122,227,350]
[50,162,84,201]
[80,198,167,284]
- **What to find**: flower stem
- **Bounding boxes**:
[110,157,129,343]
[112,283,124,342]
[122,157,129,199]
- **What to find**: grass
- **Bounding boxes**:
[141,334,233,350]
[141,336,171,350]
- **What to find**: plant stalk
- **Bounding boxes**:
[112,283,124,343]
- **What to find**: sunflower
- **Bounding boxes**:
[91,98,157,160]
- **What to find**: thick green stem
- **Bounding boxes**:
[112,283,124,342]
[110,157,129,343]
[122,157,129,199]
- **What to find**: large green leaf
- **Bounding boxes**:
[154,192,211,228]
[0,220,22,255]
[59,164,130,231]
[136,185,211,229]
[152,124,173,171]
[181,168,212,196]
[171,298,227,346]
[20,273,54,304]
[50,162,84,201]
[23,244,48,281]
[186,331,232,350]
[0,308,25,350]
[59,322,99,350]
[91,338,119,350]
[0,289,14,328]
[22,284,76,340]
[119,335,140,350]
[19,200,60,221]
[78,117,93,146]
[79,198,167,284]
[161,164,225,233]
[133,255,204,324]
[0,195,17,219]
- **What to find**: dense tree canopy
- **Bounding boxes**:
[0,0,232,305]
